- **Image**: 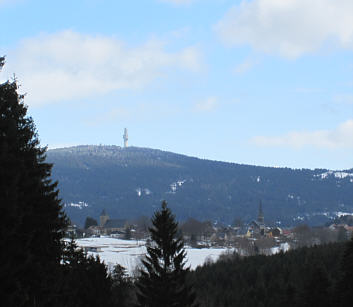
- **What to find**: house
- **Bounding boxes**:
[270,227,282,237]
[236,226,252,238]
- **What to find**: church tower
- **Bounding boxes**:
[257,201,265,226]
[100,209,109,227]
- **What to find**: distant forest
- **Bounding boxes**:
[191,241,352,307]
[47,145,353,227]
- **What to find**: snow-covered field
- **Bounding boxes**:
[76,237,230,275]
[270,242,290,254]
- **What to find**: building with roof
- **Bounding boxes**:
[98,209,127,235]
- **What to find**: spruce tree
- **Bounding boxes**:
[0,58,68,306]
[111,264,134,307]
[337,236,353,306]
[84,216,98,229]
[59,239,114,307]
[136,201,198,307]
[301,264,332,307]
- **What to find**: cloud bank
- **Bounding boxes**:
[216,0,353,58]
[4,30,201,106]
[251,120,353,149]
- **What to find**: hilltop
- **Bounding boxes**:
[47,145,353,226]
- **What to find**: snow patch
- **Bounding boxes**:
[335,211,353,217]
[271,242,290,254]
[136,188,152,197]
[64,201,89,209]
[168,179,187,194]
[293,216,305,221]
[316,171,353,180]
[136,188,142,197]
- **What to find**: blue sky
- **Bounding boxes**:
[1,0,353,170]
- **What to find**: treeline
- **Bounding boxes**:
[190,240,353,307]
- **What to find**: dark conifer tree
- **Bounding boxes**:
[111,264,135,307]
[0,58,67,306]
[136,201,198,307]
[84,216,98,229]
[59,239,114,307]
[301,264,332,307]
[337,236,353,306]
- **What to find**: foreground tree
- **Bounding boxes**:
[337,235,353,306]
[58,239,114,307]
[111,264,135,307]
[0,58,126,306]
[136,201,198,307]
[0,58,67,306]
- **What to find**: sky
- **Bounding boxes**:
[1,0,353,170]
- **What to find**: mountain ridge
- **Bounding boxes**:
[46,145,353,227]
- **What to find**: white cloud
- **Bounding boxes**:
[234,57,259,74]
[195,96,218,112]
[3,30,201,106]
[251,120,353,149]
[216,0,353,58]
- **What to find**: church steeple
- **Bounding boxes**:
[257,201,264,225]
[100,209,109,227]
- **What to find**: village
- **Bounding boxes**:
[67,203,353,258]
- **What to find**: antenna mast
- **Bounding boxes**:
[123,128,128,148]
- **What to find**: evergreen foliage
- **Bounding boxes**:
[0,58,68,306]
[0,59,117,307]
[84,216,98,229]
[111,264,135,307]
[47,145,353,227]
[136,201,198,307]
[124,225,132,240]
[190,242,346,307]
[337,236,353,306]
[59,239,114,307]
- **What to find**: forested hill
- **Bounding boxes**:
[191,242,347,307]
[47,145,353,227]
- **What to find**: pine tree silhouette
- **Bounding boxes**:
[0,58,67,306]
[337,236,353,306]
[136,201,198,307]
